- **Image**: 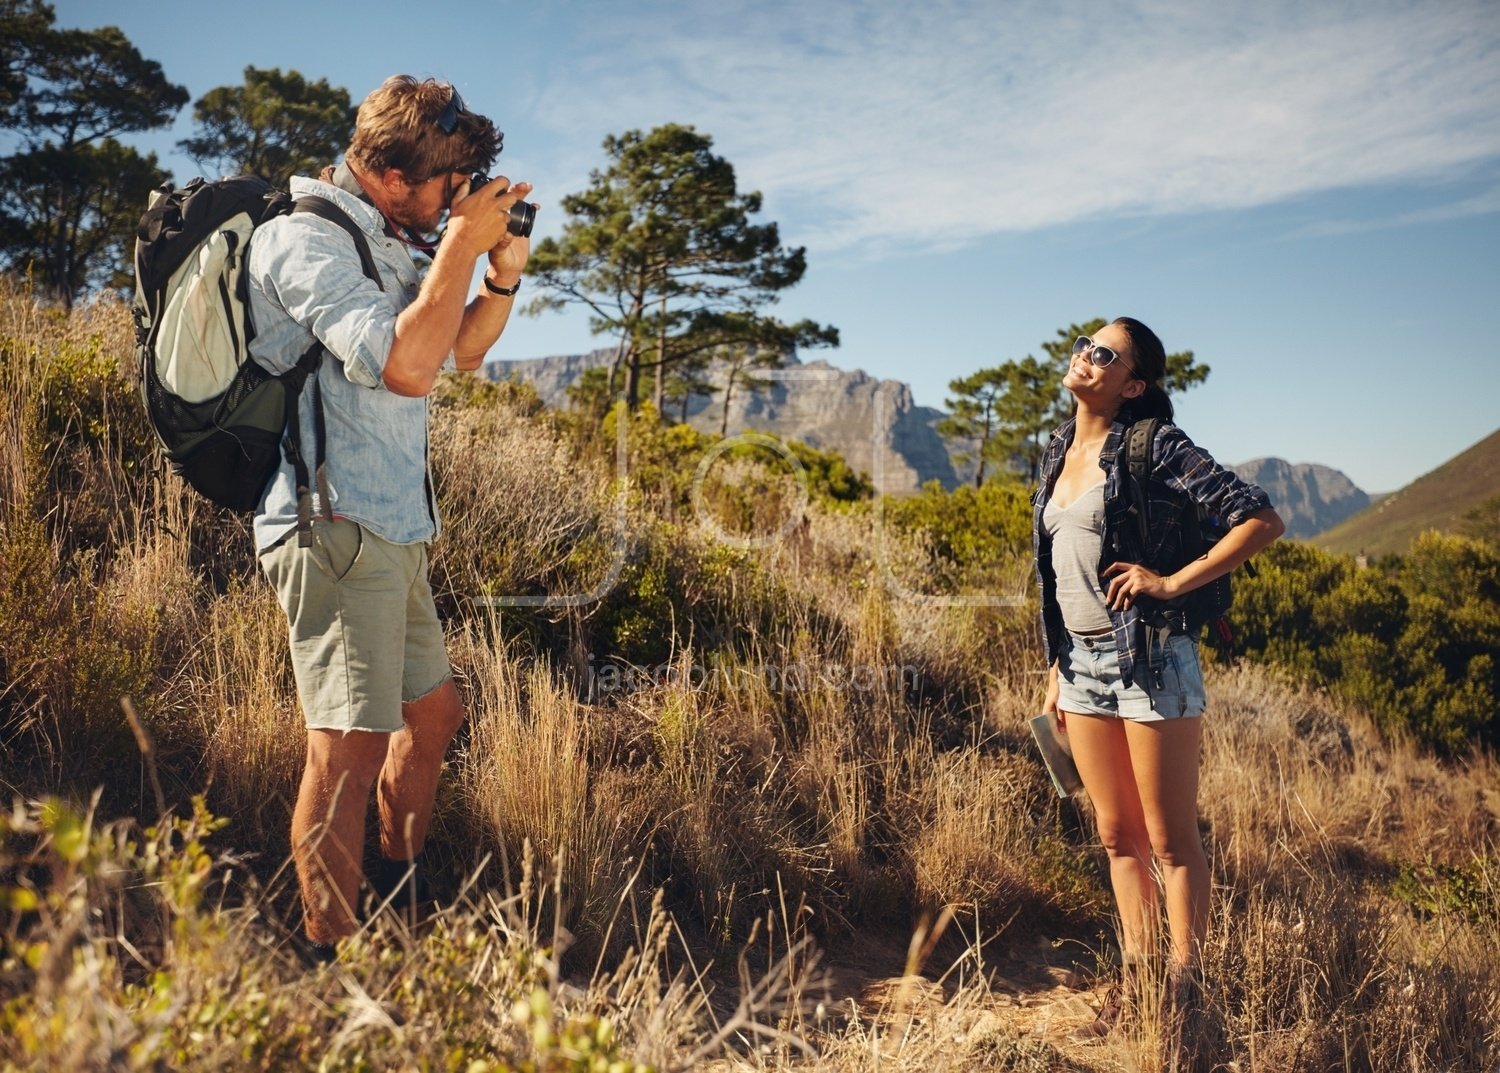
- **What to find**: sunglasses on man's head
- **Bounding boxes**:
[436,87,465,135]
[435,86,503,158]
[1072,335,1130,371]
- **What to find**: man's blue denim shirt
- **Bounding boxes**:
[1032,414,1273,690]
[246,176,455,552]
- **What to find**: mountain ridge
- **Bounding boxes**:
[480,351,1370,517]
[481,349,958,493]
[1227,457,1369,539]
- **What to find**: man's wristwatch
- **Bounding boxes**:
[483,275,522,296]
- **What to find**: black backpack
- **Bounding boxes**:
[133,175,383,546]
[1121,417,1253,648]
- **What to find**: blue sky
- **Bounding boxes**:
[56,0,1500,493]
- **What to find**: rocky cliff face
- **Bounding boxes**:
[481,351,958,493]
[482,347,616,408]
[1229,458,1369,539]
[479,352,1364,517]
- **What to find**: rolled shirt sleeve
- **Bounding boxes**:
[251,212,395,389]
[1152,423,1273,527]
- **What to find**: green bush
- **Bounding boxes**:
[880,478,1033,591]
[1459,492,1500,547]
[783,439,874,506]
[0,798,659,1072]
[37,333,154,468]
[1230,535,1500,752]
[1391,857,1499,925]
[593,402,872,525]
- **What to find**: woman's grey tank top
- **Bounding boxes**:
[1042,479,1113,635]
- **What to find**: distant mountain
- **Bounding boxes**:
[481,350,958,493]
[479,351,1392,517]
[1228,458,1369,540]
[1314,428,1500,558]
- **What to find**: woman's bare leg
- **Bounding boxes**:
[1065,711,1158,960]
[1123,716,1209,970]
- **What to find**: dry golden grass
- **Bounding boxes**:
[450,623,648,952]
[1190,663,1499,1072]
[187,582,305,838]
[428,374,620,608]
[2,283,1497,1071]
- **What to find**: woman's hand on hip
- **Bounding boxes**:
[1102,561,1176,611]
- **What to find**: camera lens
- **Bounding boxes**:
[507,200,535,238]
[469,172,534,238]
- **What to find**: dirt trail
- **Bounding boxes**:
[808,929,1125,1070]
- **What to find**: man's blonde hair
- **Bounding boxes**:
[347,75,500,183]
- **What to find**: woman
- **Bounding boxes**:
[1031,317,1284,1042]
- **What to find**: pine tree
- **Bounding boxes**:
[0,9,185,306]
[178,66,354,185]
[525,124,837,413]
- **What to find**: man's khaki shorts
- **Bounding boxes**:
[260,519,451,734]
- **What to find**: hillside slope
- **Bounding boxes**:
[2,284,1496,1072]
[1315,427,1500,557]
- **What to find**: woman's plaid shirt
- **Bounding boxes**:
[1032,414,1273,691]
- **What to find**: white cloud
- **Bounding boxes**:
[1292,181,1500,237]
[528,0,1500,253]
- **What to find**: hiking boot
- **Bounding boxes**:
[1165,967,1213,1072]
[1069,982,1130,1041]
[1068,963,1140,1043]
[368,855,432,916]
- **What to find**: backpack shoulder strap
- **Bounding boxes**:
[1123,417,1160,556]
[1125,417,1159,483]
[290,195,385,292]
[280,195,387,545]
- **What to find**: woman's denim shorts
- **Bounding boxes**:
[1057,630,1206,721]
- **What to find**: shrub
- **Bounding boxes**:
[880,478,1033,593]
[1230,536,1500,752]
[429,372,617,610]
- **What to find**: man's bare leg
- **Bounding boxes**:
[291,729,391,944]
[377,677,465,862]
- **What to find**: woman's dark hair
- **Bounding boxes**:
[1111,316,1174,423]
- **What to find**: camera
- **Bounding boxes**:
[470,172,535,238]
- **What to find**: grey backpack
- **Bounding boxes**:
[134,175,381,544]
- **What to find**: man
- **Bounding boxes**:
[245,75,533,961]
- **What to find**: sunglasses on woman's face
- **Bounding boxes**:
[1072,335,1131,371]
